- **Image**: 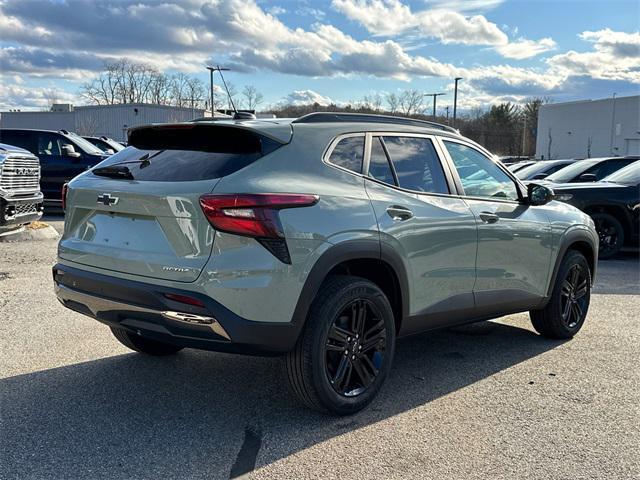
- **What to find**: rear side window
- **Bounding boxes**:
[382,136,449,194]
[329,136,364,173]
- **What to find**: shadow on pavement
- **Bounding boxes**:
[2,321,563,480]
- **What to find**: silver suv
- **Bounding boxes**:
[54,113,598,415]
[0,143,43,233]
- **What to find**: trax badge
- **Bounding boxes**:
[97,193,118,206]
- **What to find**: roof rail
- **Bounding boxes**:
[292,112,459,134]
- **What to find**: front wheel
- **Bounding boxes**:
[285,275,396,415]
[592,212,624,259]
[530,250,591,339]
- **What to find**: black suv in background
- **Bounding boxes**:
[554,161,640,258]
[0,129,108,205]
[543,156,639,184]
[83,136,125,155]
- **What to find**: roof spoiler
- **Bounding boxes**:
[127,123,283,154]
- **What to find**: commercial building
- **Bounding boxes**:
[536,95,640,159]
[0,103,207,142]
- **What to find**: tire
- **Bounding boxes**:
[530,250,591,339]
[591,212,624,260]
[110,327,184,356]
[285,275,396,415]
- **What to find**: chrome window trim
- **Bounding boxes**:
[436,136,527,204]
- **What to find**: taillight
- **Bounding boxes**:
[61,183,69,211]
[199,193,319,264]
[164,293,206,308]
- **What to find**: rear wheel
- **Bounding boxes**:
[530,250,591,339]
[110,327,184,356]
[285,275,396,415]
[592,212,624,259]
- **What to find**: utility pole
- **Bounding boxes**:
[453,77,462,127]
[426,92,445,120]
[206,66,216,116]
[206,65,232,115]
[445,106,450,123]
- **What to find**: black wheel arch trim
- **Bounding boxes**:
[291,239,410,334]
[541,228,598,307]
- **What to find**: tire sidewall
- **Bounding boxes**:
[592,212,624,259]
[549,252,591,337]
[309,280,396,415]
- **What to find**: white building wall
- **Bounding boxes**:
[536,95,640,160]
[0,104,206,142]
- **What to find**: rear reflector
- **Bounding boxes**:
[199,193,319,263]
[164,293,206,308]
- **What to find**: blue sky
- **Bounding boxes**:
[1,0,638,112]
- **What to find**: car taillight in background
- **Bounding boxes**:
[200,193,319,264]
[61,183,69,211]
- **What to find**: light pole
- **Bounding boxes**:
[453,77,462,127]
[426,92,445,120]
[206,66,215,116]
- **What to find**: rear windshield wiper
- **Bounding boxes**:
[91,151,163,179]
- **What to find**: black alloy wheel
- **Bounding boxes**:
[592,213,624,259]
[559,264,589,329]
[325,299,387,397]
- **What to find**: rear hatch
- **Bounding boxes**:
[58,122,289,282]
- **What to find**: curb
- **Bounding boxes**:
[0,224,60,243]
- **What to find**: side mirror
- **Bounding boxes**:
[62,144,81,158]
[527,183,554,206]
[578,173,597,182]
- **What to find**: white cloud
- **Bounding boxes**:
[496,37,556,59]
[0,78,78,110]
[282,90,334,106]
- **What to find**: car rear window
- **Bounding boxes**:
[92,146,266,182]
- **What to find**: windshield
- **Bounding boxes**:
[65,132,105,155]
[603,161,640,185]
[546,159,598,183]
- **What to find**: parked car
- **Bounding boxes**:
[553,161,639,259]
[497,155,531,165]
[515,159,575,180]
[0,129,109,205]
[54,113,598,415]
[0,143,43,233]
[543,156,639,184]
[83,136,125,155]
[507,160,536,172]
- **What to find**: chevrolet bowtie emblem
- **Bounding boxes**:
[97,193,119,206]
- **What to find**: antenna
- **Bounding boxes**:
[210,65,237,114]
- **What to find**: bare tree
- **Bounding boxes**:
[386,93,399,113]
[399,90,425,116]
[184,77,207,109]
[75,113,100,136]
[42,89,59,111]
[241,85,264,110]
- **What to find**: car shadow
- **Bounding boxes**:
[1,320,564,479]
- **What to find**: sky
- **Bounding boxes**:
[1,0,639,113]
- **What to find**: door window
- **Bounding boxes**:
[368,137,396,185]
[444,141,518,201]
[328,136,364,173]
[382,136,449,193]
[36,133,63,156]
[587,159,635,180]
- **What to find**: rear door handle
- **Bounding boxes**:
[479,212,499,224]
[386,206,414,221]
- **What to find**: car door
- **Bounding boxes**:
[364,133,478,335]
[439,139,553,316]
[34,132,78,202]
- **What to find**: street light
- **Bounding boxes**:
[425,92,445,120]
[206,65,231,116]
[453,77,462,127]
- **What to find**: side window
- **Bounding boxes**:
[382,136,449,193]
[329,136,364,173]
[444,141,519,201]
[588,159,633,180]
[368,137,396,185]
[36,133,63,156]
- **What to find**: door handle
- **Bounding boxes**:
[479,212,499,224]
[386,206,414,221]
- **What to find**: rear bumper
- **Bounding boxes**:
[52,263,302,355]
[0,193,44,230]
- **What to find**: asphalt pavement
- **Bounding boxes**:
[1,219,638,479]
